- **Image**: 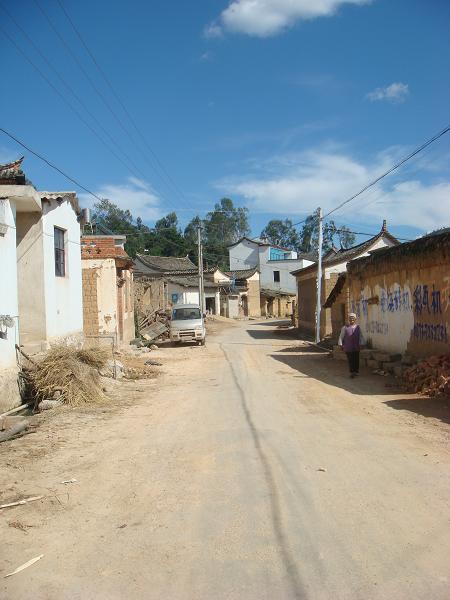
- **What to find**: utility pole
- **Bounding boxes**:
[315,207,323,344]
[197,224,205,314]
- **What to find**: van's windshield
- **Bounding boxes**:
[172,308,202,321]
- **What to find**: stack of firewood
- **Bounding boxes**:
[403,354,450,398]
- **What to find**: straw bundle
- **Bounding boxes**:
[30,346,110,406]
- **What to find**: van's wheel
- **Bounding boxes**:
[200,339,206,346]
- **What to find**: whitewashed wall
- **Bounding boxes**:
[352,283,415,354]
[0,200,20,411]
[260,258,313,294]
[0,199,19,370]
[42,199,83,341]
[229,239,259,270]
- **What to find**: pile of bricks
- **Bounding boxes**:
[402,355,450,398]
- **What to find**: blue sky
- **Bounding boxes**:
[1,0,450,242]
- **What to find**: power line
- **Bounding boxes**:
[55,0,190,209]
[324,124,450,218]
[0,127,102,202]
[291,123,450,227]
[34,0,187,212]
[0,24,147,184]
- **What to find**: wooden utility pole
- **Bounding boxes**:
[197,224,205,314]
[315,207,323,344]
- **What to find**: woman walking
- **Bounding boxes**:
[338,313,365,378]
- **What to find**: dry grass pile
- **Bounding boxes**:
[403,354,450,399]
[30,346,110,406]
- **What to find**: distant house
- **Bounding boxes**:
[81,235,135,346]
[344,230,450,357]
[133,254,231,316]
[0,158,83,411]
[134,254,196,277]
[228,237,314,317]
[291,221,399,339]
[224,268,261,318]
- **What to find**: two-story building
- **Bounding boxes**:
[227,237,314,317]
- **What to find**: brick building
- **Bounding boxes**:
[291,222,399,339]
[345,230,450,357]
[81,235,135,346]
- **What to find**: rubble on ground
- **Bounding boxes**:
[402,355,450,399]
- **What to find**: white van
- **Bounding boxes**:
[169,304,206,346]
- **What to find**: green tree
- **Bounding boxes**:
[298,210,356,254]
[143,212,187,257]
[92,199,149,257]
[260,219,300,250]
[185,198,250,269]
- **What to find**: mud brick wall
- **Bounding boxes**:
[82,268,99,336]
[247,279,261,317]
[347,237,450,357]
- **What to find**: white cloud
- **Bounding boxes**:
[366,82,409,103]
[79,177,161,223]
[206,0,371,38]
[215,148,450,230]
[204,23,224,38]
[200,50,213,61]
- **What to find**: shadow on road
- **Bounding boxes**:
[221,344,307,600]
[270,351,450,425]
[384,397,450,425]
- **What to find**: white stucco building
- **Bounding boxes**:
[228,237,314,295]
[0,160,83,411]
[227,237,315,317]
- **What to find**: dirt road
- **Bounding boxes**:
[1,319,449,599]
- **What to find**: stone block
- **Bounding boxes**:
[372,352,391,363]
[382,362,396,374]
[367,359,379,369]
[393,365,403,378]
[360,349,373,359]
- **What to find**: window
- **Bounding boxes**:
[54,227,66,277]
[172,308,201,321]
[273,270,280,283]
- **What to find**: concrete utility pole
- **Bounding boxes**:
[315,207,323,344]
[197,224,205,314]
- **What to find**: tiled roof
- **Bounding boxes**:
[0,156,26,185]
[348,230,450,275]
[260,288,295,298]
[225,267,259,280]
[167,275,220,289]
[41,191,80,214]
[134,254,196,275]
[290,225,399,276]
[227,236,292,251]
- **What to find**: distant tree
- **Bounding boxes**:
[143,212,187,257]
[260,219,300,249]
[297,209,356,254]
[185,198,250,269]
[92,199,149,257]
